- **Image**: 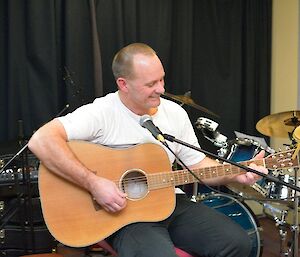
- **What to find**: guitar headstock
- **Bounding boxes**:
[265,149,300,170]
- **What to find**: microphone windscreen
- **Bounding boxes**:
[139,115,152,127]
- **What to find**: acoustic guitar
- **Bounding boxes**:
[38,141,299,247]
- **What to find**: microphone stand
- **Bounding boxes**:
[163,133,300,193]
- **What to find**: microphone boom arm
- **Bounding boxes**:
[163,133,300,193]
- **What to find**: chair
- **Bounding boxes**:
[96,240,195,257]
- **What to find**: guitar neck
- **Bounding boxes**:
[147,159,264,190]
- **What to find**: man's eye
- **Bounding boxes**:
[147,82,155,87]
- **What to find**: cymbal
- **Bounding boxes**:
[163,92,219,118]
[256,110,300,138]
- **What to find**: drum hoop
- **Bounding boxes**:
[204,193,262,257]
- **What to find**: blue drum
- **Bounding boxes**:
[224,138,263,162]
[223,138,271,199]
[201,194,262,257]
[187,138,268,199]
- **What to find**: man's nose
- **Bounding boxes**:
[155,81,165,94]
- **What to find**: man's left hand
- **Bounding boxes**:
[234,150,268,185]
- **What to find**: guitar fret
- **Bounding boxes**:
[147,149,299,190]
[148,172,178,190]
[184,171,189,183]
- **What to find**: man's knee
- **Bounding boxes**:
[226,229,252,257]
[110,223,178,257]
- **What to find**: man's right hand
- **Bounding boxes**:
[87,175,127,213]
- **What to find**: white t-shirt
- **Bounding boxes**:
[58,92,206,194]
[58,91,205,167]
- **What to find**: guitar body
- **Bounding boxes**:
[39,141,174,247]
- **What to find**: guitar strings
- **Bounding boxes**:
[109,150,298,188]
[111,166,245,191]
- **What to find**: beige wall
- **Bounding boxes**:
[270,0,299,150]
[246,0,300,221]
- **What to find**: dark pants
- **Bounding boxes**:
[109,194,251,257]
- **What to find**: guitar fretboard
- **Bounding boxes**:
[147,159,264,190]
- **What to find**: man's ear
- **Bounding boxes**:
[116,78,128,92]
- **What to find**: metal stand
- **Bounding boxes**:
[190,183,199,202]
[291,167,299,257]
[263,167,300,257]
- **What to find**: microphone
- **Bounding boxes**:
[140,115,165,143]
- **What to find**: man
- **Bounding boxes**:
[29,43,267,257]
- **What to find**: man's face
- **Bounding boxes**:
[125,54,165,113]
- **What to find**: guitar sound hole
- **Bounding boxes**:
[121,169,148,200]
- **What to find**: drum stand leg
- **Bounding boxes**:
[264,204,291,256]
[191,182,198,202]
[280,167,300,257]
[289,168,299,257]
[274,210,289,257]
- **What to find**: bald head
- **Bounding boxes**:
[112,43,157,80]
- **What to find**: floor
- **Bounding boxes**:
[259,217,300,257]
[16,214,299,257]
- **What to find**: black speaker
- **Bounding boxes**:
[0,225,56,250]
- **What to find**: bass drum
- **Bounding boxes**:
[201,194,262,257]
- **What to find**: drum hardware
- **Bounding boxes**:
[276,210,290,257]
[216,136,277,200]
[263,202,291,256]
[268,174,297,201]
[192,110,300,255]
[214,130,300,256]
[195,117,228,148]
[262,139,300,256]
[163,132,300,197]
[289,172,299,257]
[221,138,263,160]
[225,137,299,256]
[289,127,300,257]
[190,114,300,255]
[162,91,220,118]
[190,124,300,203]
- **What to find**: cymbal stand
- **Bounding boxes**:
[263,202,289,256]
[280,167,300,257]
[278,210,289,257]
[191,182,198,202]
[277,209,289,257]
[290,167,299,257]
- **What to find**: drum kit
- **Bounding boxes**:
[164,92,300,257]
